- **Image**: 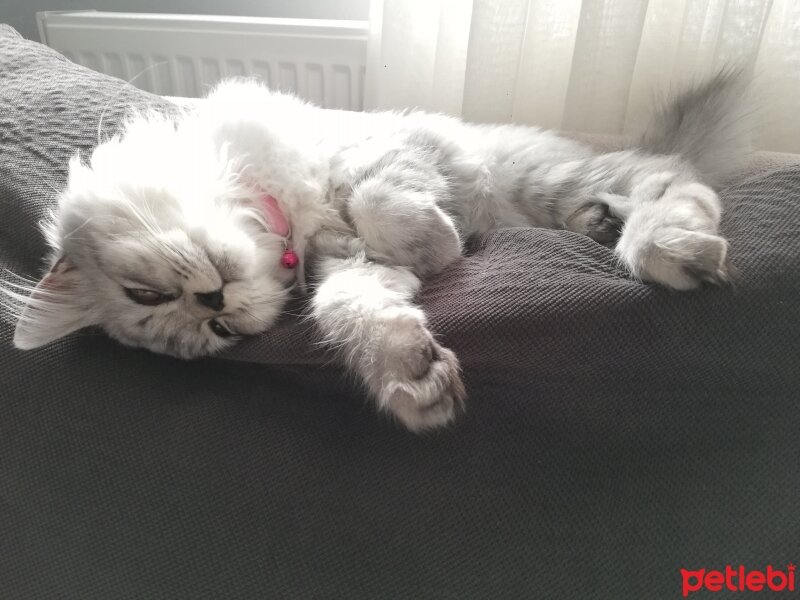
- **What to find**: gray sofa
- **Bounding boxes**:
[2,25,799,599]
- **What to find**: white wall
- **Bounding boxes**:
[2,0,369,41]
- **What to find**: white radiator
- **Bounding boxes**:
[36,11,369,110]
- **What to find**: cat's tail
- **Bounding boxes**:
[633,67,757,188]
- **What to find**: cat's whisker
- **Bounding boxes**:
[62,215,100,241]
[97,61,168,145]
[39,179,64,196]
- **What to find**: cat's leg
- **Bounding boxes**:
[346,176,463,278]
[615,172,731,290]
[313,147,467,430]
[311,254,465,431]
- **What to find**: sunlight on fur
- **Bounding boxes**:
[2,70,755,430]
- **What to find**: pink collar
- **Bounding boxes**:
[260,194,291,238]
[259,194,299,270]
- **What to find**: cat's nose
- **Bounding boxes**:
[195,290,224,311]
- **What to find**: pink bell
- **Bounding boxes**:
[281,248,299,269]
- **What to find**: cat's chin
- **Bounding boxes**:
[113,327,247,360]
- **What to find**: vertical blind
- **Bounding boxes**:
[366,0,800,153]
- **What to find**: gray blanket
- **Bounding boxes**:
[2,24,799,599]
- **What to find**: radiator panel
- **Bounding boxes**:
[37,11,369,109]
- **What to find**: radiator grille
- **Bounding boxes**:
[37,11,368,110]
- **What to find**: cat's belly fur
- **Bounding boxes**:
[324,110,593,236]
[316,109,695,279]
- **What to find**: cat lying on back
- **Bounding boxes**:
[7,70,752,430]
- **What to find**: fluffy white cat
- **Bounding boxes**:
[7,70,753,430]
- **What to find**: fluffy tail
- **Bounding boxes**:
[633,67,757,188]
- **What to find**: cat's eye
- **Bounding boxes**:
[209,319,233,338]
[124,287,174,306]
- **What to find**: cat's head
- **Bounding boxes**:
[9,113,300,358]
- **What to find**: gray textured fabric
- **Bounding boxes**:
[227,158,800,385]
[2,25,800,600]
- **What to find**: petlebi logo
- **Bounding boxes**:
[681,564,796,596]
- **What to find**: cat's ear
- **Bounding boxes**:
[13,256,98,349]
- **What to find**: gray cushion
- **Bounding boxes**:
[2,24,800,599]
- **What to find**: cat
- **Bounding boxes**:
[6,69,754,431]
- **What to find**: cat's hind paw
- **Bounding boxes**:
[617,181,733,290]
[636,228,731,290]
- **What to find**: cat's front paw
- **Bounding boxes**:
[370,312,465,432]
[380,343,465,432]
